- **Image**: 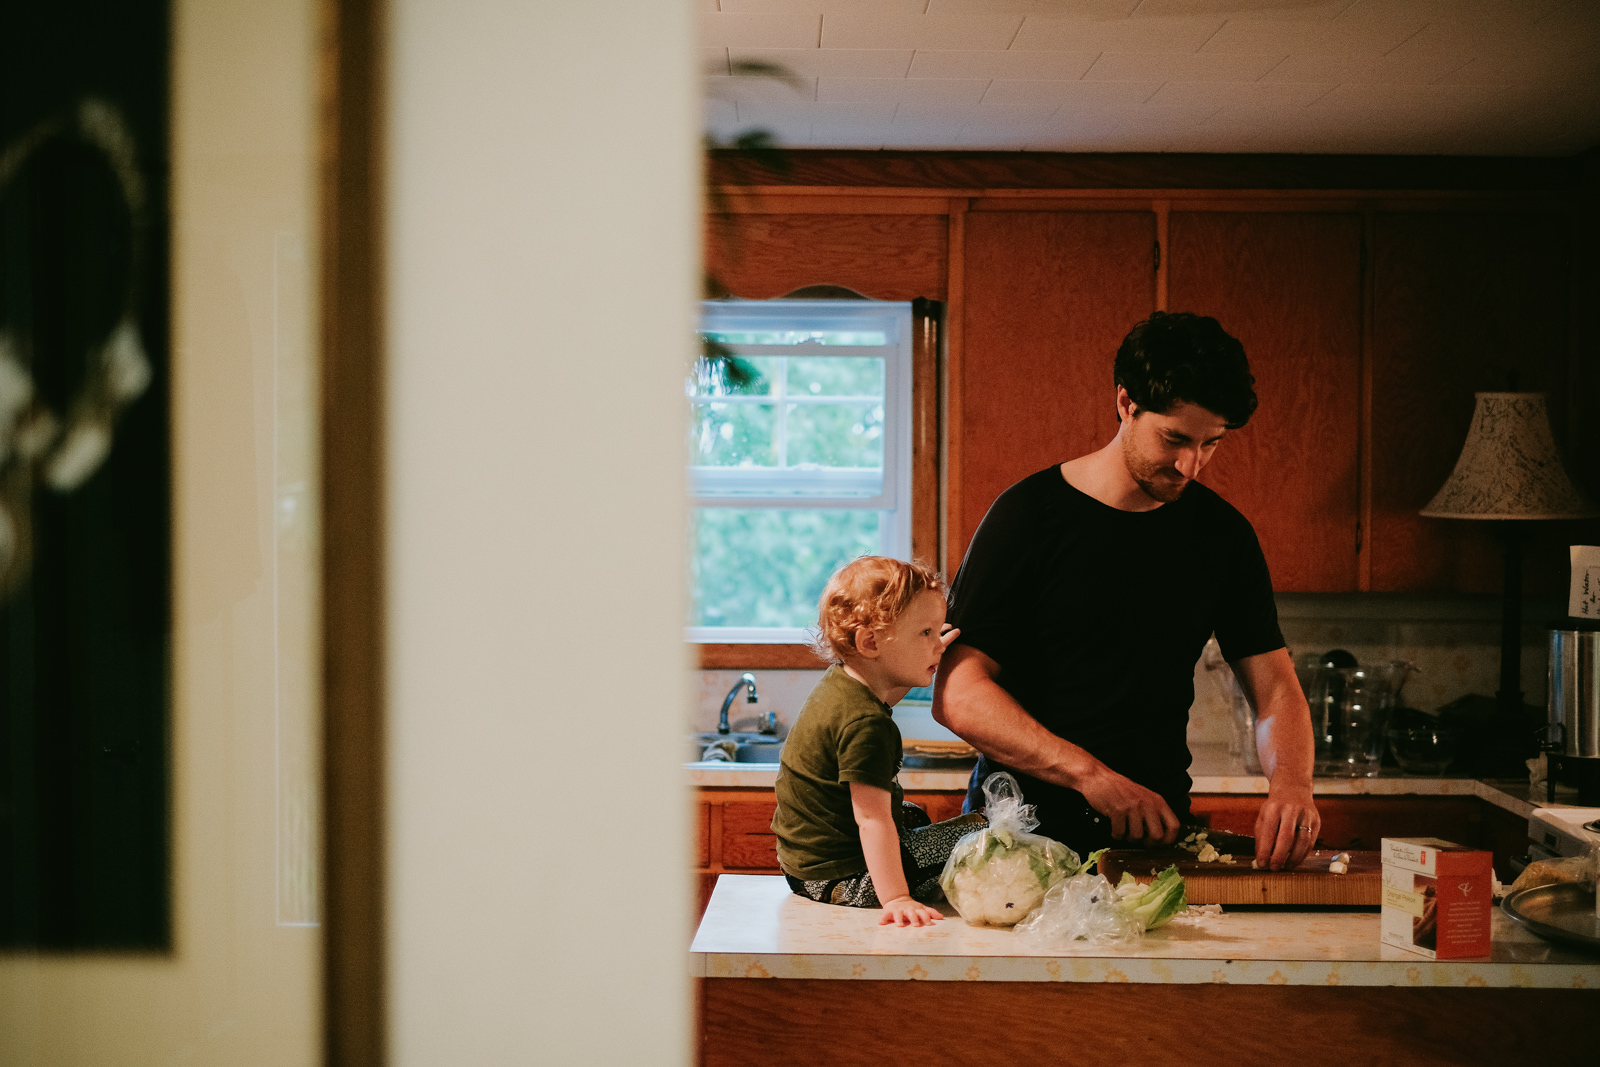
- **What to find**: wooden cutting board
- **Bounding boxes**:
[1098,849,1381,906]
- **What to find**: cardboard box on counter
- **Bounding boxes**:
[1380,837,1492,959]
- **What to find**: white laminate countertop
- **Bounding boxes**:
[685,761,973,790]
[688,742,1569,820]
[691,874,1600,989]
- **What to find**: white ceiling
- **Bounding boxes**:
[701,0,1600,155]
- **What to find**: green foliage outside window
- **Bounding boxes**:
[690,355,885,472]
[692,509,880,628]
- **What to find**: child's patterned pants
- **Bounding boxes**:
[786,808,987,908]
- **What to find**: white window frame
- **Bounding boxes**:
[688,299,914,644]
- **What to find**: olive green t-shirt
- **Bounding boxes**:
[771,665,904,881]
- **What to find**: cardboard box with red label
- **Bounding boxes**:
[1380,837,1492,959]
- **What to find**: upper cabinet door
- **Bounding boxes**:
[1168,211,1364,593]
[1370,212,1581,594]
[955,209,1156,564]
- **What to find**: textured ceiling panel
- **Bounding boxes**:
[701,0,1600,154]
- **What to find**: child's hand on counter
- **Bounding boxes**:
[878,895,943,927]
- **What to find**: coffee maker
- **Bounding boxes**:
[1542,617,1600,804]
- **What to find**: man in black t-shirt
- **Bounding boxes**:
[932,312,1321,871]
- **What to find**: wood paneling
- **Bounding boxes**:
[1168,211,1364,592]
[1193,794,1497,867]
[905,791,967,823]
[709,148,1581,193]
[955,211,1156,563]
[1369,212,1591,593]
[706,213,947,301]
[942,201,968,577]
[718,193,952,215]
[912,298,941,566]
[697,644,825,670]
[696,872,719,926]
[720,801,781,870]
[320,0,386,1062]
[700,979,1596,1066]
[695,800,710,868]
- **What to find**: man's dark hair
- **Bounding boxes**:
[1113,311,1257,429]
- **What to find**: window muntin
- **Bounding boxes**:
[689,300,912,642]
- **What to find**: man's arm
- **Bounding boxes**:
[932,644,1179,845]
[1232,647,1319,871]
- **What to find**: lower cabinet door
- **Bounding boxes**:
[720,801,780,870]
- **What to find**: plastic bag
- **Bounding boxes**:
[1014,872,1145,947]
[937,772,1084,927]
[1508,849,1600,898]
[1017,864,1189,947]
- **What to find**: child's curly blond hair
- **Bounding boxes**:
[809,556,948,665]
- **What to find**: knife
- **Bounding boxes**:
[1078,808,1259,853]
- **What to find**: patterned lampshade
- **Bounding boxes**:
[1421,393,1598,520]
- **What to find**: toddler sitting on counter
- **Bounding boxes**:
[771,556,986,927]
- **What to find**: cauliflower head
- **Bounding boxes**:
[939,827,1080,927]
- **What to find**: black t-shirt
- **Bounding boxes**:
[947,465,1284,851]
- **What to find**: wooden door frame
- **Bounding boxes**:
[319,0,386,1063]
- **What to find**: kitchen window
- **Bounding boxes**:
[689,299,914,645]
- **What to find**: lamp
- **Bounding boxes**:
[1421,392,1599,770]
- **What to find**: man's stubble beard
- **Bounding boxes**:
[1121,432,1189,504]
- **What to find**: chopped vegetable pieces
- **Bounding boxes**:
[1178,830,1236,865]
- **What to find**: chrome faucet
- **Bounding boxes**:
[718,672,758,735]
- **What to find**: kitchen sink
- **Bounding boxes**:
[688,732,784,764]
[732,741,783,763]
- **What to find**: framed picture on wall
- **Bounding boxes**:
[0,0,170,950]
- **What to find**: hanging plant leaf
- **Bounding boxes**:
[695,335,764,395]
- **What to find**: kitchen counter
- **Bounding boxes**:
[688,742,1559,821]
[692,874,1600,989]
[694,875,1598,1065]
[692,757,1598,1062]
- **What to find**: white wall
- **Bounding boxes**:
[0,1,324,1062]
[385,1,697,1063]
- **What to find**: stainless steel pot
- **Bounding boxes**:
[1547,620,1600,758]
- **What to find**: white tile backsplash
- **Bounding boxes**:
[693,669,824,737]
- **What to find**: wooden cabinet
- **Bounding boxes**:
[1168,211,1364,592]
[720,801,781,870]
[954,208,1156,564]
[700,977,1596,1066]
[694,799,709,867]
[957,203,1594,591]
